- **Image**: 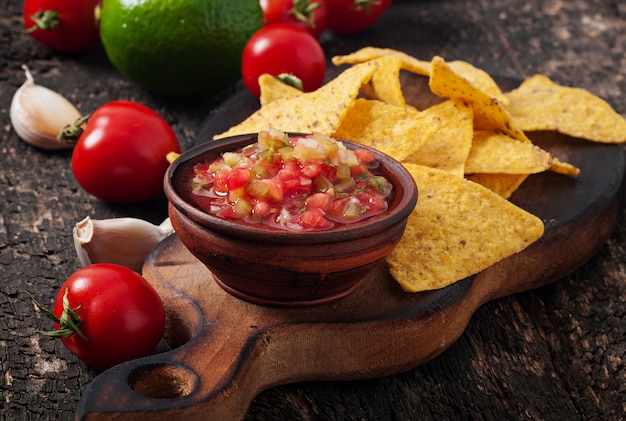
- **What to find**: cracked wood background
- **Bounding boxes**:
[1,0,625,420]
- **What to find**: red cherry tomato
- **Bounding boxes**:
[50,264,165,370]
[326,0,392,34]
[23,0,101,53]
[242,23,326,98]
[260,0,328,39]
[70,101,180,204]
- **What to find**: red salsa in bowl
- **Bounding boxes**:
[164,131,418,307]
[189,129,393,231]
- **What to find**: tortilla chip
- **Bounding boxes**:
[505,74,626,143]
[333,98,437,161]
[387,164,544,292]
[332,48,507,104]
[214,61,379,140]
[258,74,303,106]
[403,99,474,177]
[447,61,508,106]
[332,46,431,75]
[550,157,580,176]
[464,173,528,199]
[360,55,407,107]
[465,130,553,174]
[429,56,529,142]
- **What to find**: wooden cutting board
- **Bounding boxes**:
[75,76,626,420]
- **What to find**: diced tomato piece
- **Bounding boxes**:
[305,192,333,210]
[282,177,302,192]
[327,197,347,218]
[277,162,303,197]
[286,185,312,200]
[278,161,301,180]
[301,162,322,178]
[226,168,252,190]
[252,200,271,218]
[299,208,334,230]
[213,167,230,194]
[353,148,376,164]
[357,192,388,213]
[350,164,368,178]
[319,164,336,182]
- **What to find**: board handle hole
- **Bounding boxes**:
[129,363,198,399]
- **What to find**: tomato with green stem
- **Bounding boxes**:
[23,0,101,53]
[260,0,328,39]
[242,23,326,98]
[60,100,180,204]
[27,264,166,371]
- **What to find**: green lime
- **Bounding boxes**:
[99,0,264,97]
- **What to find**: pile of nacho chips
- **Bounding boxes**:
[214,47,626,293]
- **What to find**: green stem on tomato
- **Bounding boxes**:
[276,73,304,91]
[23,288,89,341]
[26,10,60,33]
[353,0,381,14]
[57,114,91,144]
[291,0,321,27]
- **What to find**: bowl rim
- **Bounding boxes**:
[164,132,418,244]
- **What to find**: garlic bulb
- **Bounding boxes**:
[10,65,81,150]
[73,216,174,273]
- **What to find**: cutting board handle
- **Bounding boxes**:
[76,288,266,420]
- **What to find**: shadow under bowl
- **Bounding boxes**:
[164,133,418,307]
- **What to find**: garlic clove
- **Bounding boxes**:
[73,216,175,273]
[10,65,81,150]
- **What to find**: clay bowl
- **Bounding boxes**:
[164,133,418,307]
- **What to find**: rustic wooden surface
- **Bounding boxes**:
[1,0,625,420]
